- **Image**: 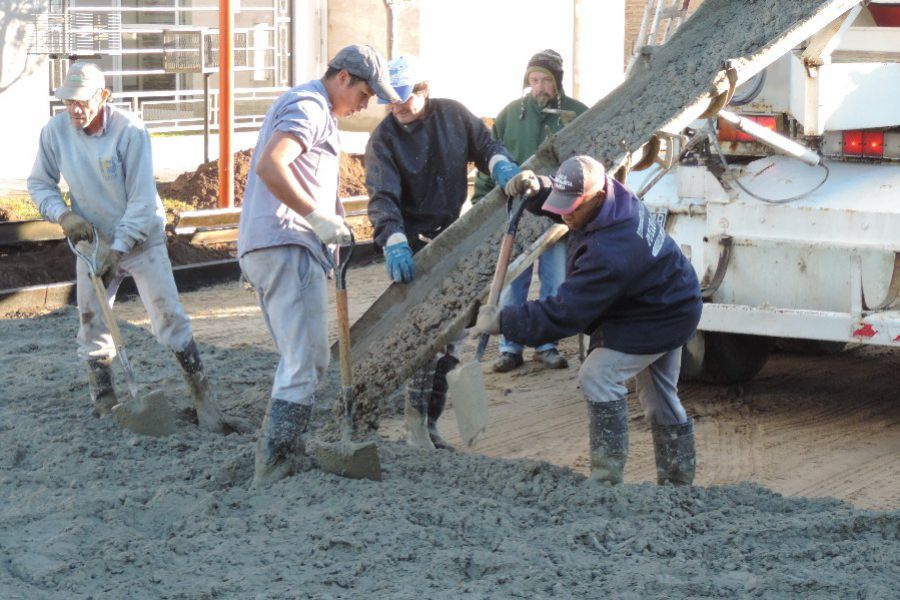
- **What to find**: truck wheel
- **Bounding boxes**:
[681,331,774,384]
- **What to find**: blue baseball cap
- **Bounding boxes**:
[378,55,424,105]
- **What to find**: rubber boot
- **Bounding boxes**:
[587,398,629,484]
[651,418,696,486]
[173,339,251,434]
[87,358,118,417]
[427,353,457,451]
[405,362,436,449]
[253,398,311,488]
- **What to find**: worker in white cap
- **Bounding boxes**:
[27,62,248,435]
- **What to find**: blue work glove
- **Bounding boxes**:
[384,233,414,283]
[490,158,520,190]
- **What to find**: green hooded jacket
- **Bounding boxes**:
[472,93,588,202]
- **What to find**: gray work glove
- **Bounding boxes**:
[305,208,352,245]
[59,210,94,244]
[504,170,541,198]
[96,249,123,287]
[469,304,501,338]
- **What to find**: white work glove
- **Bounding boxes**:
[469,304,501,338]
[504,170,541,198]
[305,208,351,245]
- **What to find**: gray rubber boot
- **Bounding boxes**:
[651,418,696,486]
[253,398,312,488]
[427,353,458,451]
[173,338,251,434]
[587,398,629,484]
[87,358,118,417]
[405,361,436,449]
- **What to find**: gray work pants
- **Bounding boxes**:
[578,346,688,426]
[77,242,193,361]
[240,245,329,406]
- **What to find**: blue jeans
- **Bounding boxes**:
[498,240,567,355]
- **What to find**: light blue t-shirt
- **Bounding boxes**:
[28,105,166,253]
[238,79,342,270]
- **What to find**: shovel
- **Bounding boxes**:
[69,235,176,436]
[313,233,383,481]
[447,196,530,447]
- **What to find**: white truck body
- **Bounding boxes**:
[628,1,900,373]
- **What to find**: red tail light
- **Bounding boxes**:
[718,115,778,142]
[862,131,885,157]
[843,131,863,155]
[843,130,885,157]
[869,3,900,26]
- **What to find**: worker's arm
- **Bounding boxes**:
[461,102,517,187]
[364,132,406,248]
[255,131,317,216]
[112,125,164,253]
[471,105,509,202]
[499,246,627,348]
[27,125,70,223]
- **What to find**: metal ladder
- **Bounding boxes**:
[627,0,692,74]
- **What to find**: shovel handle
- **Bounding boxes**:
[336,288,352,389]
[475,197,529,361]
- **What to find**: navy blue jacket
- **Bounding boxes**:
[501,176,702,355]
[365,98,511,250]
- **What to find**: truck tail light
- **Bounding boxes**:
[718,115,777,142]
[862,131,885,157]
[843,131,863,155]
[826,130,893,159]
[868,3,900,27]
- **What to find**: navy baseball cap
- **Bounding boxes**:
[542,156,607,215]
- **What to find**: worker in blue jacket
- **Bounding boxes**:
[471,155,702,485]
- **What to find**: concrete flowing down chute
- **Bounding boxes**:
[329,0,864,431]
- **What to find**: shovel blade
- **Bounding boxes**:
[112,391,177,437]
[314,439,383,481]
[447,360,489,447]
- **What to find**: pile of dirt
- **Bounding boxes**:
[157,150,368,208]
[0,303,898,597]
[157,149,254,209]
[0,235,232,290]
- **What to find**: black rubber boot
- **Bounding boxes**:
[651,418,696,486]
[86,358,118,417]
[252,399,312,488]
[427,353,458,451]
[405,360,436,449]
[587,398,629,484]
[174,338,250,434]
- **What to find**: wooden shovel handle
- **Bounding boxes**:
[335,288,352,388]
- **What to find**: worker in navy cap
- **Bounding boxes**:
[471,156,703,486]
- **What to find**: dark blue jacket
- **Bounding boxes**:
[365,98,511,250]
[500,176,702,355]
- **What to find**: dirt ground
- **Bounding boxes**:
[2,262,898,597]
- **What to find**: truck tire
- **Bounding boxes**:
[681,331,774,384]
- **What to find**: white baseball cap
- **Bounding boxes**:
[55,62,106,102]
